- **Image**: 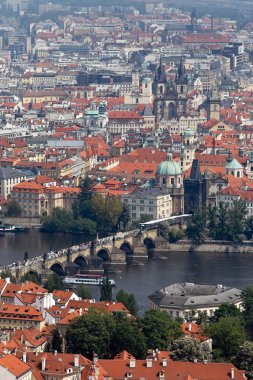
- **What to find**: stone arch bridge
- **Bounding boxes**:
[2,228,169,282]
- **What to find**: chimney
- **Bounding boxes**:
[231,368,235,379]
[41,357,46,371]
[146,358,152,368]
[162,358,167,367]
[22,352,27,363]
[54,350,57,356]
[93,353,98,364]
[188,323,192,332]
[129,359,136,368]
[74,355,79,367]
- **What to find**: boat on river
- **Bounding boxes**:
[63,273,116,286]
[0,224,16,232]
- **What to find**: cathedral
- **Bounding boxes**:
[154,57,188,121]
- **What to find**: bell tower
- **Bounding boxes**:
[209,87,221,120]
[176,57,188,118]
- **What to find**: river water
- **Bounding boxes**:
[1,230,253,312]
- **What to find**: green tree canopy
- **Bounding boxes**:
[116,290,138,316]
[208,317,247,360]
[45,273,63,292]
[77,285,92,299]
[233,341,253,380]
[6,201,22,216]
[211,303,243,323]
[110,313,147,358]
[186,209,206,245]
[100,277,112,301]
[0,270,16,283]
[242,285,253,338]
[170,337,212,362]
[51,329,62,353]
[141,309,182,350]
[66,309,115,359]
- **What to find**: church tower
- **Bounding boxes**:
[154,56,188,122]
[209,87,221,120]
[191,8,198,32]
[175,57,188,118]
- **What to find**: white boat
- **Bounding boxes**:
[0,224,16,232]
[63,274,116,286]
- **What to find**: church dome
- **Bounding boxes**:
[184,127,194,137]
[156,153,182,176]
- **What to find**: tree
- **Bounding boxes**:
[208,317,246,360]
[226,200,247,242]
[186,209,206,245]
[0,270,16,283]
[215,202,228,240]
[45,273,63,292]
[233,341,253,380]
[242,285,253,338]
[20,272,40,285]
[51,329,62,352]
[110,313,147,358]
[77,285,92,299]
[116,290,138,316]
[89,195,122,233]
[141,309,182,350]
[245,216,253,240]
[42,208,73,233]
[6,201,22,217]
[160,222,183,243]
[207,204,217,239]
[170,337,212,362]
[100,277,112,301]
[66,309,115,359]
[211,303,243,323]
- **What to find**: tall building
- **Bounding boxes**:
[184,159,209,214]
[154,57,188,121]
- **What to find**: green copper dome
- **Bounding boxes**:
[184,127,194,137]
[156,153,182,176]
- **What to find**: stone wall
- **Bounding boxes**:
[3,217,41,227]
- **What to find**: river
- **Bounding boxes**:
[1,230,253,312]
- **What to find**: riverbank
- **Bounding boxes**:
[155,241,253,254]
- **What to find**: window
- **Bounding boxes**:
[140,200,144,204]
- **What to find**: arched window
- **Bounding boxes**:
[237,171,240,177]
[162,177,166,185]
[160,85,163,94]
[171,178,175,186]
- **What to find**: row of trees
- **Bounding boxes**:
[65,308,182,359]
[186,201,253,244]
[42,177,130,234]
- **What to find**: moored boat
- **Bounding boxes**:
[63,273,116,286]
[0,224,15,232]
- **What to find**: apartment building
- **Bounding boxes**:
[0,166,26,199]
[0,303,45,330]
[122,187,173,222]
[10,181,80,217]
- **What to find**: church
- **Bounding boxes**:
[154,57,188,121]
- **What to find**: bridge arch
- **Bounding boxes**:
[50,262,65,276]
[74,255,89,268]
[26,270,40,283]
[97,248,110,262]
[120,241,133,256]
